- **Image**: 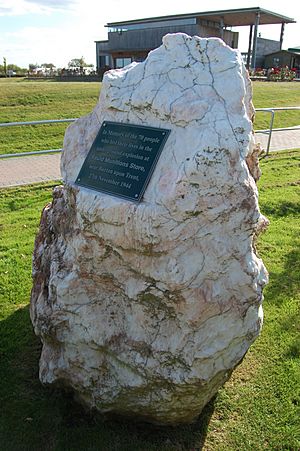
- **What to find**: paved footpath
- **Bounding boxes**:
[0,129,299,188]
[0,153,61,188]
[255,128,300,152]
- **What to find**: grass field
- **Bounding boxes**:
[253,82,300,130]
[0,78,299,155]
[0,79,100,155]
[0,148,299,450]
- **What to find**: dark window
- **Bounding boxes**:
[115,57,132,68]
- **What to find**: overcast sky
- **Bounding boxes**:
[0,0,299,68]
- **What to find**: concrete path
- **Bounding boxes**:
[0,153,61,188]
[0,129,299,188]
[255,128,300,152]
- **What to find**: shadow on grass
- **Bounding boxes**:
[0,306,216,451]
[264,246,300,307]
[260,200,300,219]
[263,239,300,362]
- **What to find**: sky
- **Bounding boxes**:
[0,0,299,69]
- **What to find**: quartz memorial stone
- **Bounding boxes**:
[30,33,268,425]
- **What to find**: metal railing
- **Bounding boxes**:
[0,108,299,159]
[0,118,76,158]
[255,107,300,157]
[0,118,77,127]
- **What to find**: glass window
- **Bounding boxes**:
[98,55,111,68]
[115,57,132,68]
[133,56,146,63]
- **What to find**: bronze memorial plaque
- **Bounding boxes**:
[75,121,170,202]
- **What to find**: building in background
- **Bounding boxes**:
[255,37,281,67]
[95,7,295,74]
[264,48,300,72]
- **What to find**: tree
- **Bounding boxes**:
[68,57,93,68]
[68,57,86,68]
[0,62,27,76]
[7,64,27,76]
[41,63,55,69]
[7,64,23,71]
[29,63,39,71]
[67,57,94,75]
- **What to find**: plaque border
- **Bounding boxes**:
[75,121,171,203]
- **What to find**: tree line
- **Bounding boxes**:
[0,57,94,77]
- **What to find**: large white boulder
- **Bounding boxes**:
[30,33,268,424]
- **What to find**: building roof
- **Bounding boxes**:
[288,46,300,52]
[106,7,295,28]
[265,49,300,57]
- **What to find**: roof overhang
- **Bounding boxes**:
[266,50,300,57]
[288,47,300,53]
[106,7,296,28]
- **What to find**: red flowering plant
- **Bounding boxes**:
[267,66,296,81]
[248,67,266,77]
[253,67,266,77]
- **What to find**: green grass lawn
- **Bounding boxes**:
[0,149,299,450]
[0,78,299,155]
[253,81,300,130]
[0,78,101,155]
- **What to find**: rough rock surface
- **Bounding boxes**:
[30,33,268,425]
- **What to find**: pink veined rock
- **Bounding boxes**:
[30,33,268,425]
